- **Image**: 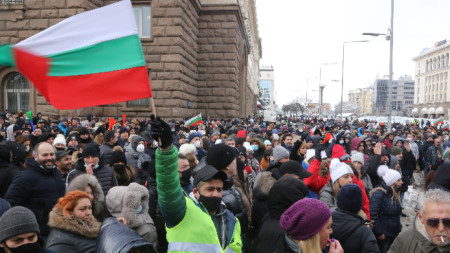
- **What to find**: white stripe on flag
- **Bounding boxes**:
[15,0,138,56]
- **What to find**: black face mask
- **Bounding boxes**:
[55,147,66,151]
[6,241,42,253]
[179,169,192,183]
[113,164,126,174]
[198,194,222,213]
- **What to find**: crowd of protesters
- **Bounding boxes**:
[0,110,449,253]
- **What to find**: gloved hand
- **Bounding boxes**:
[293,139,302,150]
[315,143,326,161]
[149,114,173,149]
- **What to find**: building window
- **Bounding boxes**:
[2,72,29,113]
[127,98,150,108]
[133,6,151,38]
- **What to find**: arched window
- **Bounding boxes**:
[2,72,30,113]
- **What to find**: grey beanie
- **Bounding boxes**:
[351,152,364,166]
[273,145,289,162]
[0,206,40,242]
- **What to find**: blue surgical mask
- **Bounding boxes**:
[84,163,99,170]
[251,145,259,151]
[136,205,143,214]
[339,140,344,145]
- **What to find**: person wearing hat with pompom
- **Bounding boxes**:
[279,198,344,253]
[148,115,243,253]
[370,169,403,253]
[331,184,379,253]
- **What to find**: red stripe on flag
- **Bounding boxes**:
[14,48,50,98]
[14,48,152,110]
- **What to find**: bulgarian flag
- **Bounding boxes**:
[443,147,450,160]
[434,117,444,126]
[0,0,151,110]
[443,124,449,131]
[185,114,202,129]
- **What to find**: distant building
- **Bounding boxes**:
[412,39,450,119]
[259,66,275,109]
[348,87,373,115]
[373,75,414,117]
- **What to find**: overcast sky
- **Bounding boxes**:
[256,0,450,107]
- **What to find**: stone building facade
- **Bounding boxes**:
[0,0,261,119]
[412,39,450,119]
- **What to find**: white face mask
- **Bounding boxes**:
[136,144,145,153]
[194,140,201,148]
[25,146,30,152]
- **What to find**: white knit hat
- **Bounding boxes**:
[382,169,401,186]
[351,152,364,166]
[272,134,280,141]
[377,165,390,178]
[179,144,196,156]
[53,134,66,146]
[329,158,341,171]
[330,162,353,183]
[305,149,315,161]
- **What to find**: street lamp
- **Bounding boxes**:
[363,0,394,132]
[341,40,369,121]
[319,63,337,118]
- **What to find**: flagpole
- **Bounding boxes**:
[149,97,162,145]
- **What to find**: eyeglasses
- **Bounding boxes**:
[426,218,450,228]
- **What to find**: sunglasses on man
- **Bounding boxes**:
[426,218,450,228]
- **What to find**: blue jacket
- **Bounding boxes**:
[369,181,402,238]
[58,122,67,136]
[5,159,65,236]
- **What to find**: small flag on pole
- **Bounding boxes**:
[443,147,450,160]
[185,114,202,129]
[434,117,444,127]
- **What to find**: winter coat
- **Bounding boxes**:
[251,171,276,236]
[96,217,156,253]
[384,137,393,149]
[99,142,114,165]
[126,146,151,170]
[106,182,157,244]
[401,149,417,179]
[233,175,252,227]
[67,158,117,195]
[369,181,402,238]
[319,178,371,220]
[366,152,390,187]
[388,215,450,253]
[66,174,105,218]
[0,160,19,198]
[304,159,330,195]
[222,177,248,233]
[331,209,379,253]
[392,136,405,147]
[5,159,65,236]
[46,208,101,253]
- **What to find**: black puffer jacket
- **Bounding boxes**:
[332,209,380,253]
[67,158,117,195]
[99,143,114,165]
[222,178,248,233]
[370,181,402,238]
[256,177,308,253]
[96,218,156,253]
[0,160,18,198]
[5,159,65,236]
[250,172,276,236]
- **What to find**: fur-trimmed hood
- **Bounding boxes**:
[66,174,105,216]
[105,182,150,229]
[48,207,101,238]
[254,171,276,200]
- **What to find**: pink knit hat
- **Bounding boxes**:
[279,198,331,240]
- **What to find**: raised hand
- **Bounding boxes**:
[149,114,173,149]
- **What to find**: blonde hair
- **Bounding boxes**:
[296,233,322,253]
[298,142,309,156]
[332,180,341,198]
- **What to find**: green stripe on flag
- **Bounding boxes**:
[47,35,146,76]
[0,44,15,67]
